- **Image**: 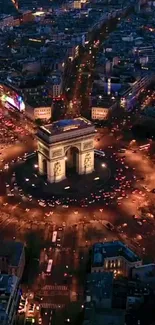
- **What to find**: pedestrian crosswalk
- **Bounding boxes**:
[40,303,65,309]
[43,285,68,291]
[41,291,69,297]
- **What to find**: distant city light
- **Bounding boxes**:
[33,11,45,16]
[94,177,100,180]
[1,94,25,112]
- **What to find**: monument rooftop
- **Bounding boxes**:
[40,117,93,136]
[37,117,95,145]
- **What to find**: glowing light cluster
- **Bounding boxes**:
[2,94,25,112]
[12,0,18,10]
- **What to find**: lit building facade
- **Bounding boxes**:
[91,241,142,277]
[25,105,51,121]
[91,107,110,120]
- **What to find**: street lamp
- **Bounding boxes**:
[101,163,106,168]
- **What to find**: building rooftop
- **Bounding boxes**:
[26,96,52,108]
[0,241,24,267]
[142,106,155,118]
[0,274,18,318]
[92,241,141,267]
[40,117,93,136]
[86,272,113,302]
[83,305,125,325]
[92,96,117,109]
[93,308,125,325]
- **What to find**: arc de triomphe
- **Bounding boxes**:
[36,117,95,183]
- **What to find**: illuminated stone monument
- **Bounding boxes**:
[37,117,95,183]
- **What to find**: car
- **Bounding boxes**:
[39,202,46,207]
[119,148,126,153]
[105,222,114,231]
[132,215,139,219]
[137,221,142,226]
[25,317,34,325]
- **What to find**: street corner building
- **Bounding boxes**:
[91,241,142,277]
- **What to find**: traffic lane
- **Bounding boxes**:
[0,201,142,236]
[2,198,154,245]
[65,17,120,116]
[1,176,155,260]
[63,226,78,248]
[44,254,74,286]
[94,132,125,151]
[51,248,73,272]
[0,140,36,168]
[81,220,118,245]
[124,149,155,190]
[0,185,152,228]
[41,309,53,325]
[0,103,34,132]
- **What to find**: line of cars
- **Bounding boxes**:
[18,296,42,324]
[25,304,42,324]
[18,296,28,314]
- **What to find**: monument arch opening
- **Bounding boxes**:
[42,158,47,175]
[65,146,79,175]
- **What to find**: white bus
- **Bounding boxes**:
[139,144,150,151]
[52,231,57,243]
[24,152,36,160]
[46,259,53,273]
[94,150,105,157]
